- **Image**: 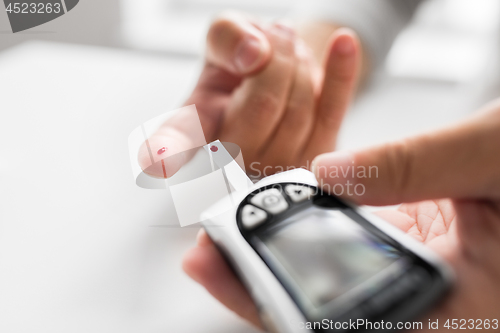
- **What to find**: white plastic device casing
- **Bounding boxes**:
[201,169,453,333]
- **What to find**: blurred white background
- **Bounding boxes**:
[0,1,499,332]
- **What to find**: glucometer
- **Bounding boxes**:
[200,147,453,333]
[130,127,452,333]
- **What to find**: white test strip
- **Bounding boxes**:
[205,140,252,194]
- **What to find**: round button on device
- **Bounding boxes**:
[262,195,280,208]
[250,188,289,215]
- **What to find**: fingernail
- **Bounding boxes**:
[312,150,355,183]
[196,228,205,245]
[334,32,355,56]
[196,228,211,247]
[234,36,263,73]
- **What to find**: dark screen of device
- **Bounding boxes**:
[261,206,407,313]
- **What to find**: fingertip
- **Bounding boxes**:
[182,244,233,297]
[312,151,364,202]
[137,133,188,179]
[313,150,355,183]
[196,228,213,247]
[137,140,165,178]
[181,247,202,282]
[182,243,262,328]
[330,28,359,56]
[322,28,360,84]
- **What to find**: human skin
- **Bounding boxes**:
[183,100,500,331]
[137,10,500,332]
[137,13,361,178]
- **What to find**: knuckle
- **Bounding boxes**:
[269,34,295,60]
[385,139,415,198]
[247,92,282,121]
[283,99,312,127]
[316,104,344,130]
[276,46,296,65]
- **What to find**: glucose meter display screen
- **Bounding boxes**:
[261,207,405,312]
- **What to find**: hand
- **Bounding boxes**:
[312,100,500,330]
[138,12,361,178]
[183,100,500,331]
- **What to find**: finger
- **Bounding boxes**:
[221,23,297,157]
[137,127,189,178]
[195,228,213,247]
[182,243,262,328]
[303,28,361,160]
[206,11,271,75]
[312,101,500,205]
[137,106,209,178]
[138,12,271,179]
[258,39,316,167]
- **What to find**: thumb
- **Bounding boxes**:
[206,11,271,75]
[312,103,500,205]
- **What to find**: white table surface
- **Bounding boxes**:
[0,41,489,333]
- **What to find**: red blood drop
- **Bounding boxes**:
[210,145,218,152]
[157,147,167,155]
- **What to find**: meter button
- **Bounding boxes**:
[241,205,268,230]
[250,188,288,215]
[285,185,314,203]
